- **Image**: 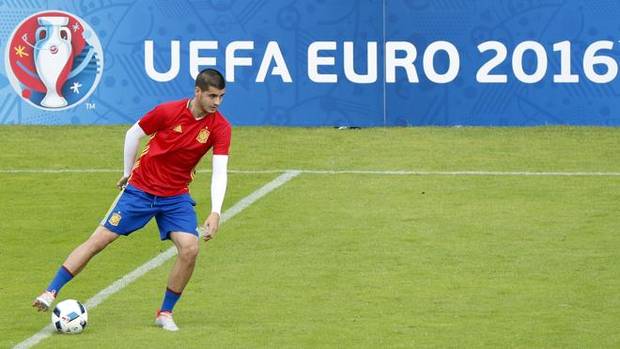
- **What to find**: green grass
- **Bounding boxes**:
[1,126,619,348]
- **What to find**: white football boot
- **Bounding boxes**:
[155,311,179,331]
[32,290,56,312]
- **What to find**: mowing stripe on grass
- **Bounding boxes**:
[1,168,620,176]
[13,170,301,349]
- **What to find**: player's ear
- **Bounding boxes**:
[194,86,201,97]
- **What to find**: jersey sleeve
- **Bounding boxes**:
[138,105,168,135]
[212,124,231,155]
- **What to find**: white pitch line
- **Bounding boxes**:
[1,168,620,176]
[294,169,620,176]
[13,170,301,349]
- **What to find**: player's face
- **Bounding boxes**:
[195,86,225,114]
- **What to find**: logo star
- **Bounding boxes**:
[72,22,81,32]
[70,82,82,94]
[14,45,28,57]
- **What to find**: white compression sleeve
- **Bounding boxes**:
[211,155,229,214]
[123,122,146,177]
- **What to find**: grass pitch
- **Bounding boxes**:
[1,126,619,348]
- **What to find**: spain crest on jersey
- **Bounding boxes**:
[196,128,210,143]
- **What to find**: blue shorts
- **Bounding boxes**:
[101,184,199,240]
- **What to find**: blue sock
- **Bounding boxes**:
[46,265,74,294]
[160,288,182,313]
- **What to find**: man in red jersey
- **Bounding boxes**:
[33,68,231,331]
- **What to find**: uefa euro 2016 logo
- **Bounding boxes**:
[4,10,103,111]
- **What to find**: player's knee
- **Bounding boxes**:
[85,238,107,254]
[179,242,199,261]
[87,227,117,253]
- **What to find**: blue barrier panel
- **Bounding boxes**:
[1,0,619,126]
[385,0,620,126]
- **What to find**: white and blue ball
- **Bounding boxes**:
[51,299,88,334]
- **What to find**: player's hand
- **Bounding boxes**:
[116,176,129,190]
[202,212,220,241]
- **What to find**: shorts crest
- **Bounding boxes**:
[108,212,122,226]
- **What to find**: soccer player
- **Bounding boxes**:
[32,68,231,331]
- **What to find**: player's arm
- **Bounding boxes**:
[202,154,228,241]
[116,122,147,189]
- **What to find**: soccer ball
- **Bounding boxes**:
[51,299,88,334]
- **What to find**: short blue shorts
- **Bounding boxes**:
[101,184,199,240]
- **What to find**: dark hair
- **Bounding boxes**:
[195,68,225,90]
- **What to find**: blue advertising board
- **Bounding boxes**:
[1,0,619,126]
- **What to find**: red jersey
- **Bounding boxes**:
[128,99,231,196]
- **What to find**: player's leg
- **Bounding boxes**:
[34,184,156,311]
[167,231,200,297]
[32,226,120,311]
[154,194,200,330]
[62,226,120,274]
[155,231,199,331]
